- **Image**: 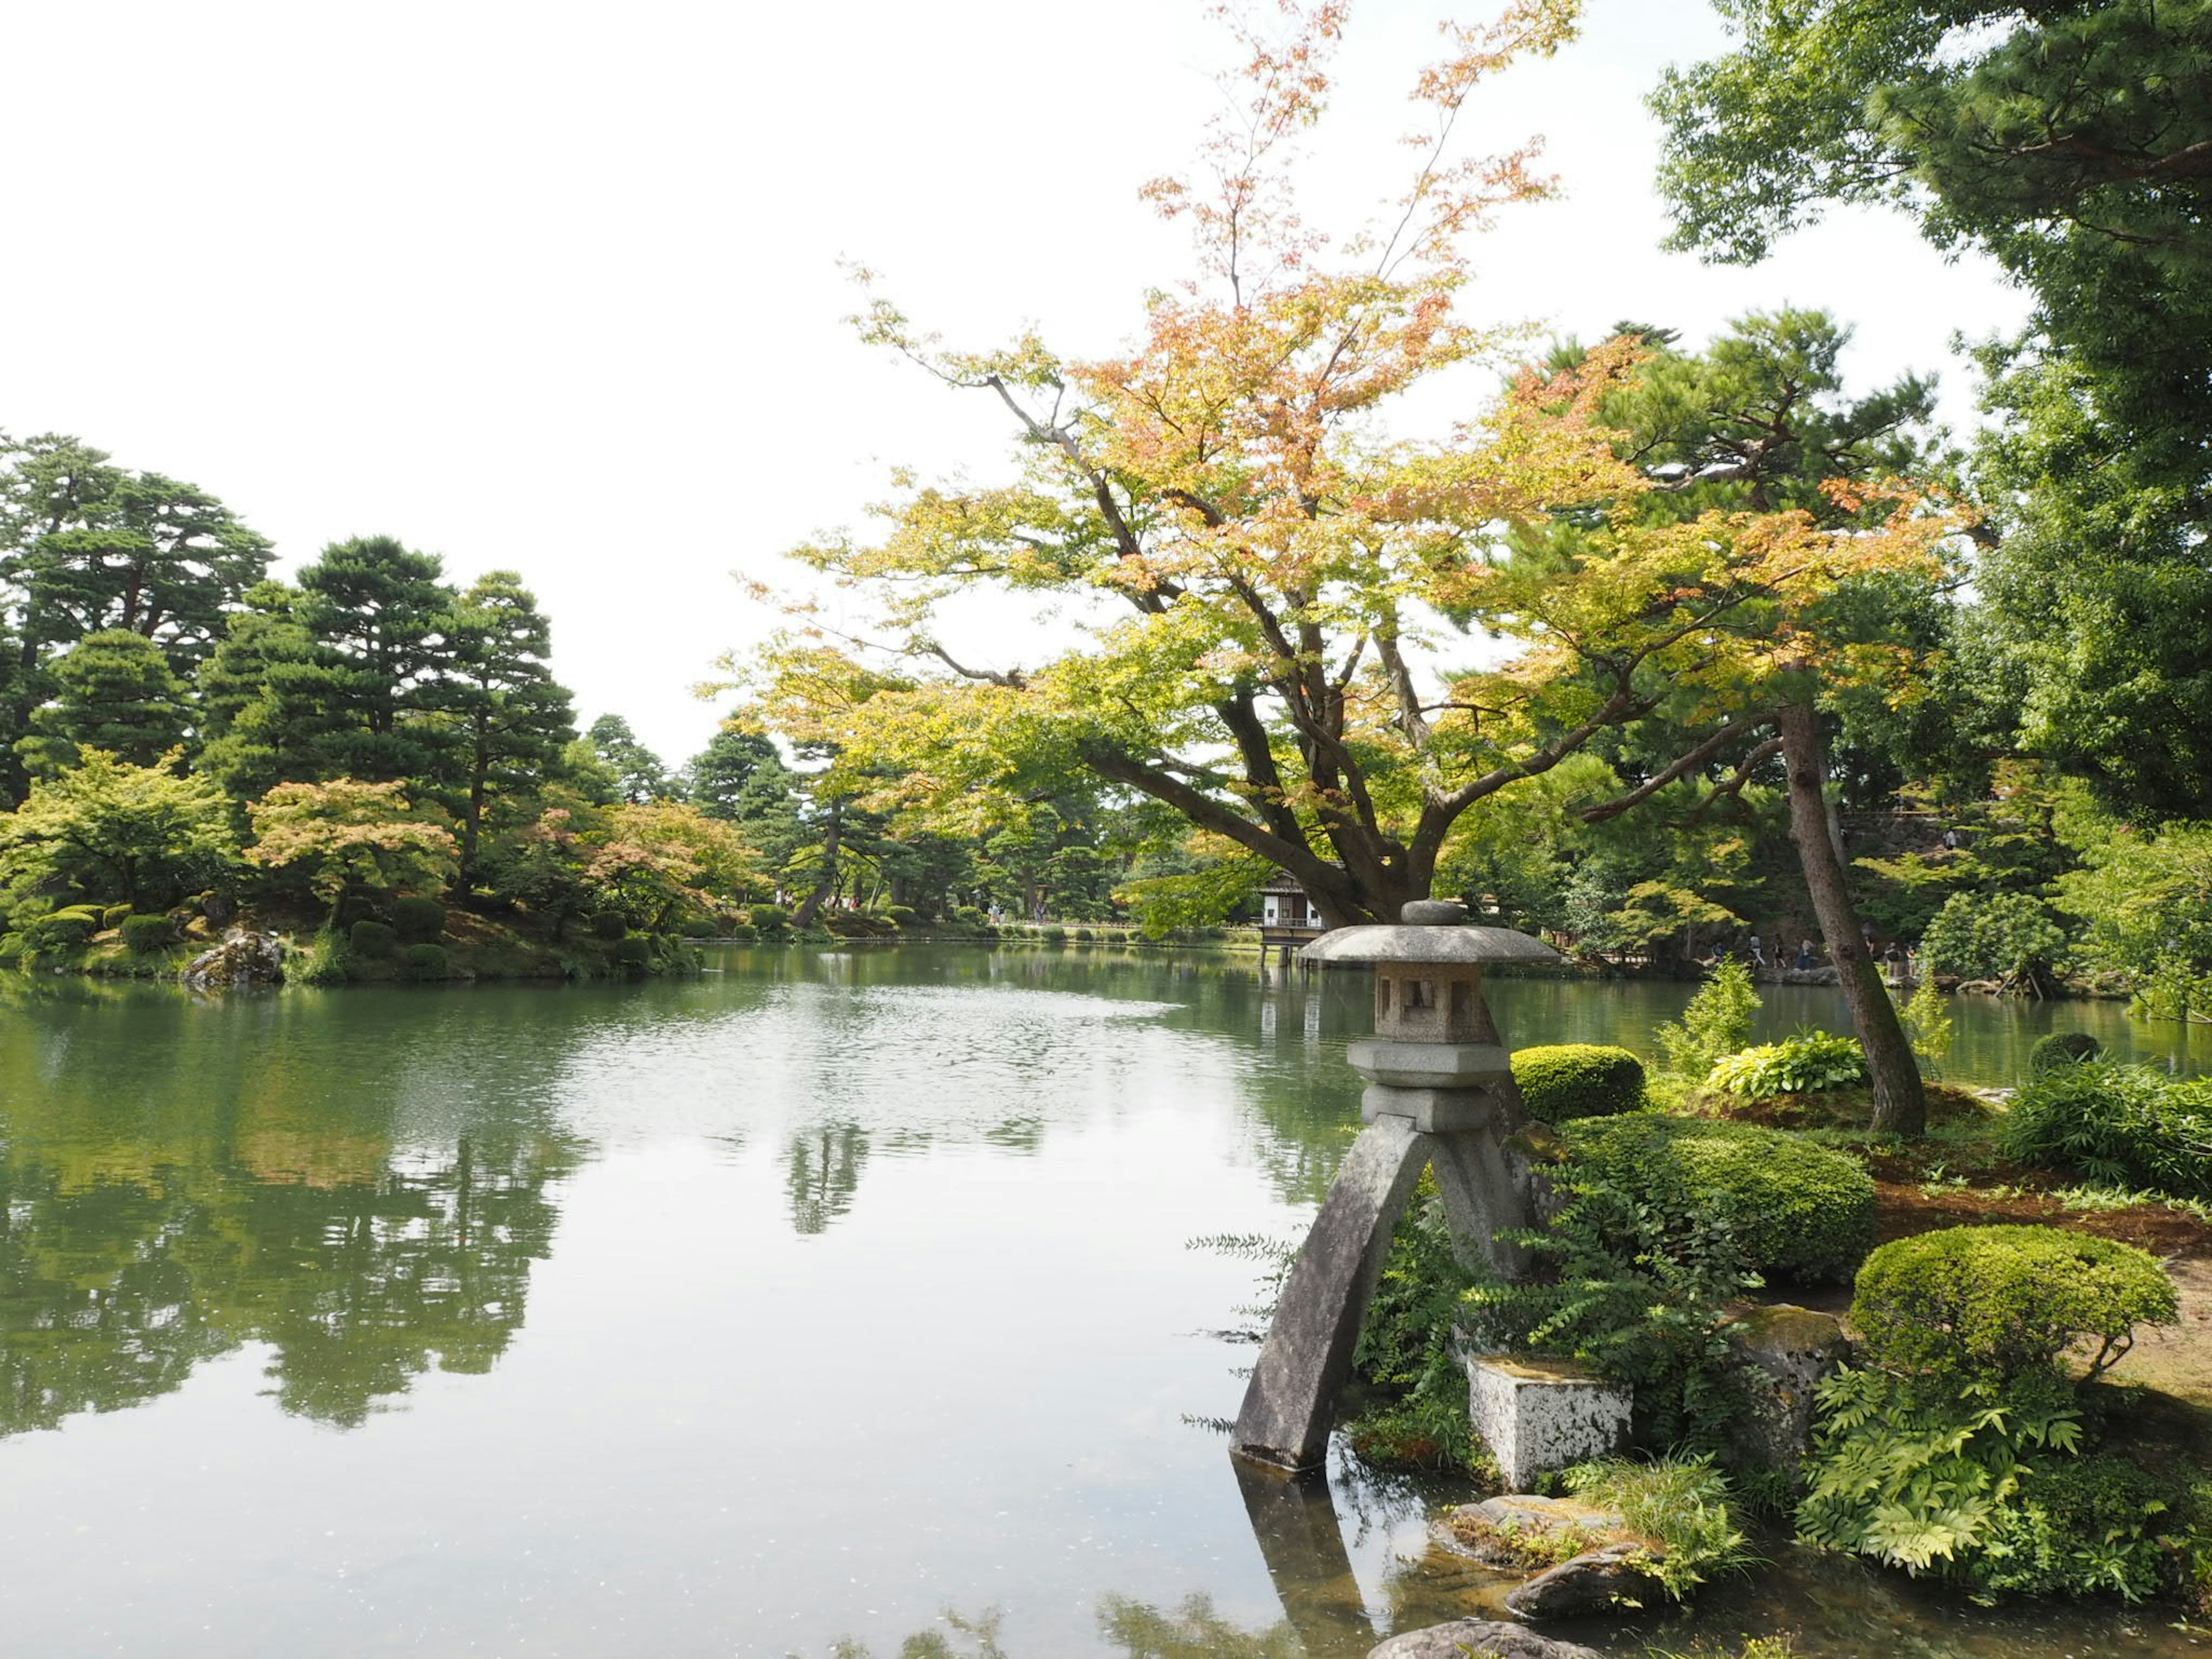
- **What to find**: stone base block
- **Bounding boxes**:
[1468,1356,1631,1491]
[1359,1083,1508,1134]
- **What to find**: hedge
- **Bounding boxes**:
[400,942,450,980]
[1564,1115,1876,1283]
[349,919,397,959]
[391,896,446,944]
[1852,1225,2177,1381]
[1511,1044,1646,1122]
[120,914,177,953]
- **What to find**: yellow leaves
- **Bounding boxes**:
[245,779,459,906]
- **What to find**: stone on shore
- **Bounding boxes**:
[1369,1618,1605,1659]
[184,927,286,991]
[1503,1540,1662,1618]
[1433,1493,1628,1566]
[1727,1302,1851,1482]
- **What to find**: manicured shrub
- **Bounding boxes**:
[726,922,757,941]
[120,914,176,953]
[1565,1115,1876,1283]
[1852,1225,2177,1382]
[2002,1061,2212,1200]
[1511,1044,1645,1122]
[349,919,397,959]
[747,903,788,934]
[390,896,446,943]
[2028,1030,2105,1076]
[613,935,652,969]
[591,911,628,941]
[1043,925,1067,944]
[400,942,450,980]
[1704,1029,1869,1099]
[952,904,987,927]
[17,905,101,958]
[101,904,132,930]
[882,904,918,928]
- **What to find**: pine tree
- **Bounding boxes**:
[680,725,779,820]
[585,714,670,804]
[18,630,192,775]
[448,571,576,876]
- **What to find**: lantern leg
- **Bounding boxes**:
[1232,1113,1431,1472]
[1426,1128,1533,1279]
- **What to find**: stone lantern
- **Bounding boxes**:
[1231,899,1560,1473]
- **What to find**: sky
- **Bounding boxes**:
[0,0,2028,767]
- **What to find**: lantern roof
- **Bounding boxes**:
[1300,900,1562,966]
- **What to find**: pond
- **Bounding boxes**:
[0,948,2204,1658]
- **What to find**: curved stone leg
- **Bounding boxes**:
[1426,1130,1533,1279]
[1232,1114,1431,1471]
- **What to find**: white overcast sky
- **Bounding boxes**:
[1,0,2026,766]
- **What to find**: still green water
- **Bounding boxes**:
[0,949,2203,1658]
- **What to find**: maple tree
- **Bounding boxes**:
[245,779,459,922]
[749,0,1945,911]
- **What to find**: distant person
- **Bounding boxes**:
[1747,933,1768,969]
[1794,938,1817,971]
[1883,940,1904,980]
[1942,827,1961,851]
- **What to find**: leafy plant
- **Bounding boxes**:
[1656,961,1762,1079]
[1797,1367,2191,1601]
[1705,1030,1869,1099]
[2002,1062,2212,1201]
[1563,1455,1755,1600]
[1798,1367,2084,1577]
[1896,977,1953,1075]
[1851,1226,2177,1384]
[1467,1161,1761,1452]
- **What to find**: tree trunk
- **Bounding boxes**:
[1777,699,1926,1137]
[791,801,842,927]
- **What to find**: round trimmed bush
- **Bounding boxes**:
[2028,1031,2104,1076]
[1852,1225,2177,1381]
[101,904,132,930]
[725,922,757,941]
[349,919,397,959]
[391,896,446,943]
[882,904,918,928]
[747,903,788,934]
[591,911,629,941]
[400,942,450,980]
[1511,1044,1645,1122]
[613,935,652,969]
[1564,1115,1877,1283]
[120,914,176,953]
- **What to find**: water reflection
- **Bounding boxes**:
[787,1123,870,1234]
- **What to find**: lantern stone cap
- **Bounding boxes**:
[1299,899,1563,966]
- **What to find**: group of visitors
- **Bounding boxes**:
[1733,931,1921,982]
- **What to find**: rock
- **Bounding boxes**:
[1726,1302,1851,1482]
[1503,1540,1661,1618]
[1434,1493,1630,1566]
[1776,965,1841,986]
[184,927,286,991]
[1369,1618,1605,1659]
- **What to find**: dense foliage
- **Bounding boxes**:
[1564,1115,1876,1283]
[2001,1064,2212,1202]
[1800,1225,2192,1600]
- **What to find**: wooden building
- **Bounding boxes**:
[1259,870,1327,948]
